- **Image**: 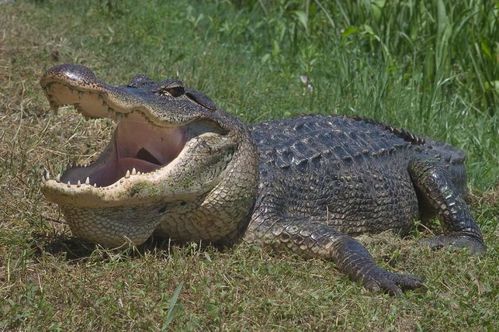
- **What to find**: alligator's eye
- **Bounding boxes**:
[155,80,185,97]
[163,85,184,97]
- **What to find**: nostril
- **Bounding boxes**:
[136,147,162,165]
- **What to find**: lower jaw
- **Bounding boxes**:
[61,202,165,247]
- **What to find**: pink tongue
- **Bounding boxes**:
[117,158,161,173]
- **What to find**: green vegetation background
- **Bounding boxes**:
[0,0,497,330]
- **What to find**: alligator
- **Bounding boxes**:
[40,64,486,294]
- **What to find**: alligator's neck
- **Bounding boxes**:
[213,129,259,243]
[155,114,260,244]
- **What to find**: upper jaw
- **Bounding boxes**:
[40,63,208,126]
[41,64,158,125]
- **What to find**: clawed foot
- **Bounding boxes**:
[362,267,425,295]
[420,234,486,255]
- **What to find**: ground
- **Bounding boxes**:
[0,1,497,330]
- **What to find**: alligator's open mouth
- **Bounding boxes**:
[40,66,227,206]
[41,79,193,190]
[57,111,187,188]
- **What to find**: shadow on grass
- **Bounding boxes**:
[31,232,212,262]
[32,233,99,260]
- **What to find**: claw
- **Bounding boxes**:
[420,235,486,255]
[362,268,424,295]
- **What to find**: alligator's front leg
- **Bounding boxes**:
[244,216,423,295]
[408,159,486,254]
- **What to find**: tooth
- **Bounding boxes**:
[93,183,97,187]
[67,181,71,187]
[77,180,81,187]
[125,170,130,178]
[85,177,90,184]
[56,173,61,182]
[131,168,137,175]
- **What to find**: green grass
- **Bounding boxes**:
[0,0,497,330]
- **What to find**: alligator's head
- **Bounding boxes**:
[40,64,258,247]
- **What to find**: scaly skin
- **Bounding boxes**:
[40,64,486,294]
[246,116,485,294]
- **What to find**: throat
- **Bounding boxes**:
[136,147,162,165]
